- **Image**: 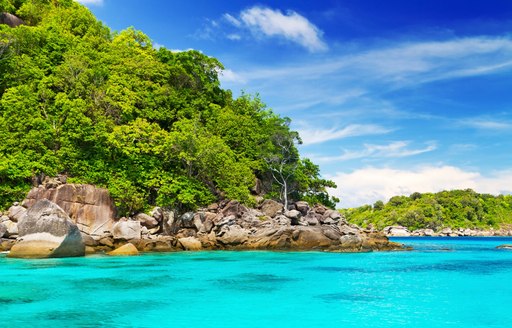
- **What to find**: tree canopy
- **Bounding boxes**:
[0,0,338,213]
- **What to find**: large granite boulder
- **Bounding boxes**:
[22,184,117,236]
[260,199,284,217]
[8,199,85,258]
[8,204,26,222]
[112,219,141,241]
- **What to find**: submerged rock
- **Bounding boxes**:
[8,200,85,258]
[496,244,512,250]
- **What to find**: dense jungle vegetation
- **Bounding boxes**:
[0,0,338,214]
[342,189,512,230]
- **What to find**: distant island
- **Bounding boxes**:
[342,189,512,234]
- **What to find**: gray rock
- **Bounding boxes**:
[3,219,18,237]
[150,207,163,222]
[217,225,249,246]
[134,213,159,229]
[179,212,196,228]
[0,222,6,238]
[497,244,512,250]
[8,199,85,258]
[260,199,284,218]
[284,210,301,220]
[8,205,26,222]
[112,219,141,240]
[294,201,309,215]
[80,232,97,247]
[304,212,320,226]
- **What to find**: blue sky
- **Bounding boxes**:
[78,0,512,207]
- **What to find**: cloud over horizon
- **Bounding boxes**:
[330,166,512,208]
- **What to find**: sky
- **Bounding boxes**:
[78,0,512,208]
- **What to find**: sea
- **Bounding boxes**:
[1,237,512,327]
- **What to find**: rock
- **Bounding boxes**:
[179,212,196,229]
[85,246,96,255]
[294,201,309,215]
[150,207,163,222]
[108,243,139,256]
[339,224,360,235]
[207,203,219,212]
[260,199,284,218]
[8,199,85,258]
[339,234,363,250]
[323,209,342,221]
[0,222,6,238]
[8,205,26,222]
[0,12,24,27]
[134,213,159,229]
[22,184,117,236]
[162,210,176,235]
[0,239,16,252]
[313,204,328,215]
[99,236,114,248]
[112,219,141,240]
[178,237,202,250]
[217,225,249,246]
[304,212,320,226]
[284,210,301,220]
[496,244,512,250]
[439,227,453,236]
[80,232,97,247]
[221,200,245,218]
[384,226,411,237]
[3,220,18,237]
[291,227,334,249]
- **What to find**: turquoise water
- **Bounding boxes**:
[1,237,512,327]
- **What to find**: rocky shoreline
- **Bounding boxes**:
[0,181,403,257]
[383,225,512,237]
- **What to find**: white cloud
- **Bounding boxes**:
[330,166,512,208]
[76,0,103,5]
[314,141,436,162]
[228,6,327,52]
[298,124,392,146]
[223,13,241,27]
[461,119,512,130]
[219,69,246,84]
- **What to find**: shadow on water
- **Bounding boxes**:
[308,258,512,276]
[316,292,384,303]
[212,273,298,292]
[68,277,166,291]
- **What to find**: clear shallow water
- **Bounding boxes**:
[1,237,512,328]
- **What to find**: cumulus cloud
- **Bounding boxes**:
[298,124,391,145]
[225,6,328,52]
[76,0,103,6]
[218,68,246,84]
[330,166,512,208]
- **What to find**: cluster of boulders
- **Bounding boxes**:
[1,182,403,258]
[383,225,512,237]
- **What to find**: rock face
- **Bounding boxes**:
[3,181,403,254]
[23,184,116,236]
[8,200,85,258]
[0,12,24,27]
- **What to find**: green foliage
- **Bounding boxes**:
[0,1,337,214]
[342,189,512,231]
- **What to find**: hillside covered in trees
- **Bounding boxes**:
[342,189,512,231]
[0,0,338,214]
